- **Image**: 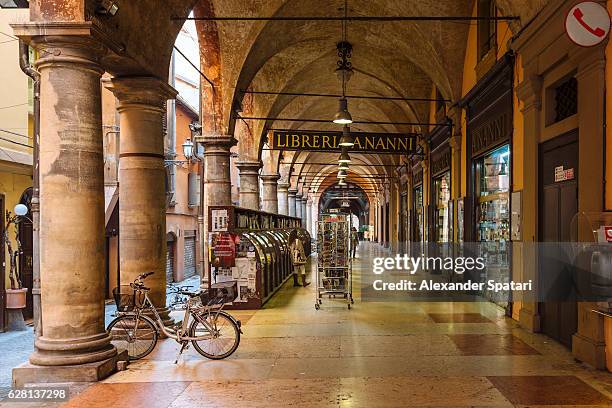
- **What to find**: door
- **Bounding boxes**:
[539,131,578,348]
[18,188,33,320]
[183,233,196,279]
[166,234,176,283]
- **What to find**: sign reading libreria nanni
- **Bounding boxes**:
[271,130,418,154]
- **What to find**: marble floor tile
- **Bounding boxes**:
[61,381,191,408]
[428,313,492,323]
[449,334,541,355]
[487,376,611,405]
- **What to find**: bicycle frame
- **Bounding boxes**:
[130,290,225,343]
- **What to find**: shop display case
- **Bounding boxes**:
[413,185,424,242]
[433,172,451,243]
[208,206,310,309]
[474,144,511,305]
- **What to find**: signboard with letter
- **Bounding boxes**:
[270,130,418,154]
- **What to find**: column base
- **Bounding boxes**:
[13,350,128,387]
[518,306,541,332]
[572,333,606,370]
[30,332,117,366]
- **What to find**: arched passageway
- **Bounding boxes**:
[5,0,612,404]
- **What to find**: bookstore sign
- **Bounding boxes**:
[271,130,418,154]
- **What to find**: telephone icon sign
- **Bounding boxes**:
[566,2,611,47]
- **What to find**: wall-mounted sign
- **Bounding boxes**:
[271,130,418,154]
[431,148,451,176]
[602,226,612,242]
[566,2,611,48]
[471,111,511,157]
[554,165,575,182]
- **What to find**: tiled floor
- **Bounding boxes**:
[5,242,612,407]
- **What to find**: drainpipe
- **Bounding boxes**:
[18,40,41,338]
[168,51,177,202]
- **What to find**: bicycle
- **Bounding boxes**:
[107,272,242,362]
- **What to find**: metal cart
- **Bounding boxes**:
[315,213,354,310]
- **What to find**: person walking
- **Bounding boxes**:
[351,226,359,259]
[291,235,310,287]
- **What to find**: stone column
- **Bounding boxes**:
[571,48,606,369]
[288,188,297,217]
[199,136,237,283]
[237,160,261,210]
[448,108,462,243]
[22,33,117,370]
[104,76,177,327]
[301,197,307,226]
[260,174,279,213]
[306,200,312,235]
[277,182,290,215]
[516,71,542,333]
[295,193,303,219]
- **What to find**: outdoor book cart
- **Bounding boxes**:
[315,213,354,309]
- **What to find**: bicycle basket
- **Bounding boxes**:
[199,280,238,306]
[112,285,144,312]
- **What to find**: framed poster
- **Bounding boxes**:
[211,209,228,231]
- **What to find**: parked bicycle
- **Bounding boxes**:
[107,272,242,362]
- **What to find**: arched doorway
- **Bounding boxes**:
[18,187,33,320]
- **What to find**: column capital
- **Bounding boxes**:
[103,77,177,110]
[18,29,106,75]
[261,173,280,184]
[236,160,262,175]
[278,182,290,191]
[295,193,303,199]
[516,74,543,112]
[288,188,298,195]
[198,136,238,154]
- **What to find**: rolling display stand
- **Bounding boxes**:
[315,213,354,310]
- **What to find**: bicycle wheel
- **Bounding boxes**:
[107,314,158,360]
[190,311,240,360]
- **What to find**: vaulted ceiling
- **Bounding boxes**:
[42,0,550,197]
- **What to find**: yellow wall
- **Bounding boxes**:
[0,9,33,164]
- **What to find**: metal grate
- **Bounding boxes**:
[554,77,577,123]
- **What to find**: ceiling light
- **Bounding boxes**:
[338,179,347,186]
[337,169,348,179]
[341,200,350,208]
[338,149,351,164]
[338,124,354,147]
[333,98,353,124]
[338,161,349,170]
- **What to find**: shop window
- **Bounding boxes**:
[554,77,577,123]
[477,0,497,60]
